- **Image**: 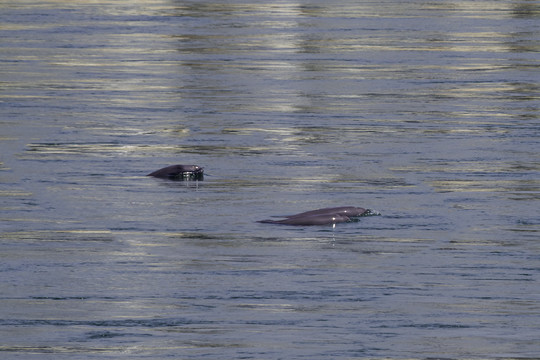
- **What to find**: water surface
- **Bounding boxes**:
[1,0,539,359]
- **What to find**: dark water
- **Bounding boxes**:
[1,1,539,359]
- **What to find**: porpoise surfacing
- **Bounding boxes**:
[283,206,367,219]
[258,213,351,226]
[258,206,371,226]
[147,165,203,180]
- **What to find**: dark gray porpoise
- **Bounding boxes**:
[258,213,351,226]
[284,206,367,219]
[258,206,370,226]
[147,165,203,180]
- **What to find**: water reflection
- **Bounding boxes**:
[1,0,540,359]
[512,2,540,18]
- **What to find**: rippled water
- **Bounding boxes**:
[1,0,539,359]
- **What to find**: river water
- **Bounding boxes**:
[1,1,539,359]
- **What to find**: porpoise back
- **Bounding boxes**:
[284,206,367,219]
[147,165,203,180]
[258,213,351,226]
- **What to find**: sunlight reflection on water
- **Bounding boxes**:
[1,0,539,359]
